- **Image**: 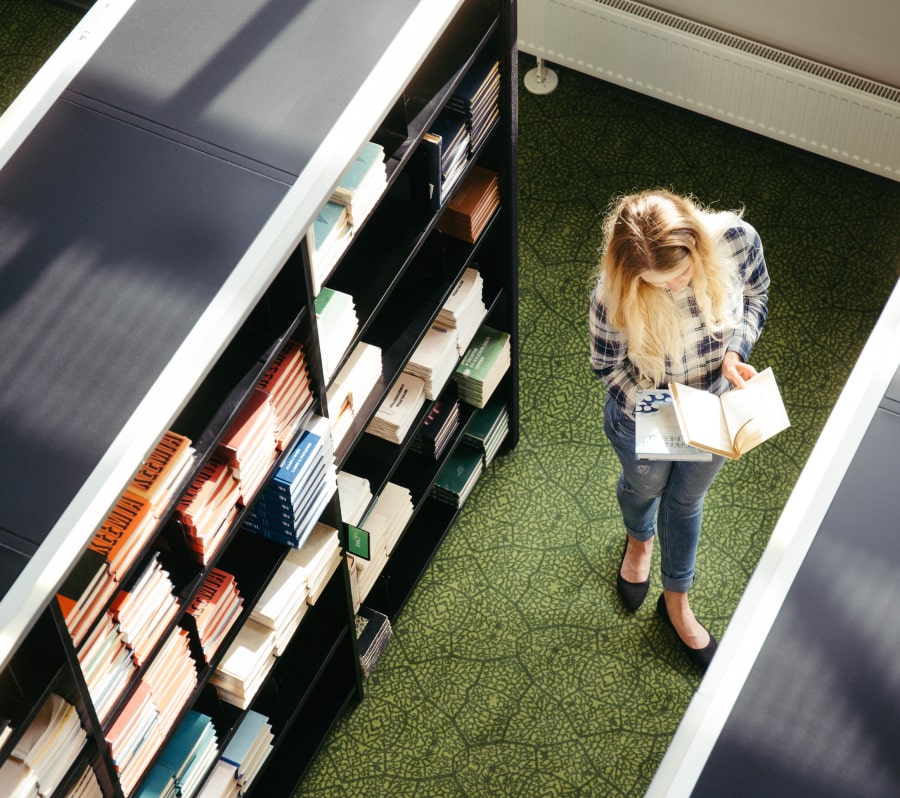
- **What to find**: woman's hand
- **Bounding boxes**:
[722,351,757,389]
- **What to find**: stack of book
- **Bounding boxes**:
[108,552,180,667]
[337,470,372,526]
[176,455,241,566]
[292,522,343,605]
[314,287,359,383]
[366,373,427,444]
[217,388,279,504]
[256,339,313,451]
[355,606,392,679]
[454,325,511,408]
[409,397,460,460]
[326,341,383,448]
[140,627,198,743]
[436,267,486,356]
[106,682,162,796]
[330,141,387,228]
[249,548,309,656]
[350,482,414,602]
[185,568,244,665]
[209,618,276,710]
[436,165,500,244]
[0,694,88,798]
[127,429,195,519]
[244,415,337,549]
[77,615,135,724]
[432,445,484,508]
[404,324,458,400]
[448,50,501,156]
[422,109,469,209]
[56,490,158,647]
[138,710,219,798]
[198,711,273,798]
[463,398,510,466]
[66,763,103,798]
[306,200,351,295]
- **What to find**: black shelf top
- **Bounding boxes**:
[66,0,422,181]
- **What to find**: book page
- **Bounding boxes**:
[670,382,735,457]
[721,368,790,455]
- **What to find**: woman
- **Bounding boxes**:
[589,189,769,669]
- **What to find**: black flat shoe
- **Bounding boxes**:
[656,594,717,670]
[616,539,650,611]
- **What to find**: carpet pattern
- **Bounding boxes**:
[4,6,900,797]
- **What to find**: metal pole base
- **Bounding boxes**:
[523,58,558,95]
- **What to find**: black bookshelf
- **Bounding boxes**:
[0,1,518,795]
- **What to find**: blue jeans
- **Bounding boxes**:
[603,395,725,593]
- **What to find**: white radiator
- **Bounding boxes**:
[518,0,900,181]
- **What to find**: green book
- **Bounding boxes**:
[455,326,510,384]
[434,445,483,498]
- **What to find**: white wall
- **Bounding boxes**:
[651,0,900,88]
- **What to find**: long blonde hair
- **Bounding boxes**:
[594,190,741,384]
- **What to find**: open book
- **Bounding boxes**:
[670,367,790,460]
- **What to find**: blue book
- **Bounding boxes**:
[221,710,269,777]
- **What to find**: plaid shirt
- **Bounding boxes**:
[590,217,770,417]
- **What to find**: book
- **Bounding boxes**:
[355,606,392,678]
[635,389,713,461]
[454,325,511,408]
[669,367,791,460]
[127,429,195,517]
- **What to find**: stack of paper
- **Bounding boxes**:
[355,606,393,679]
[108,552,180,667]
[249,548,311,656]
[244,415,337,549]
[366,373,427,444]
[176,456,241,566]
[448,50,501,156]
[105,681,163,797]
[432,445,484,508]
[219,710,274,796]
[410,397,460,460]
[463,398,510,466]
[436,165,500,244]
[127,429,195,519]
[330,141,387,227]
[421,109,470,209]
[141,710,219,798]
[404,324,459,400]
[453,325,511,408]
[337,470,372,526]
[301,523,344,604]
[0,694,88,798]
[141,627,198,740]
[315,287,359,383]
[351,482,414,602]
[217,388,280,503]
[436,267,487,355]
[326,341,383,448]
[256,339,313,451]
[186,568,244,664]
[66,763,103,798]
[77,614,135,724]
[210,619,277,710]
[306,200,352,294]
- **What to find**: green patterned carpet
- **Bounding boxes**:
[5,6,900,797]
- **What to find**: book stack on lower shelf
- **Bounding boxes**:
[347,482,414,603]
[136,710,218,798]
[355,606,392,679]
[244,415,337,549]
[436,165,500,244]
[315,288,359,383]
[177,457,242,567]
[197,710,273,798]
[447,49,501,157]
[463,398,510,467]
[367,373,427,444]
[454,325,511,409]
[404,325,459,401]
[337,470,373,527]
[436,267,487,357]
[0,693,93,798]
[431,445,484,509]
[409,397,460,460]
[422,109,469,209]
[326,341,383,448]
[185,568,244,665]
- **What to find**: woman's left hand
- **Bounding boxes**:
[722,351,757,389]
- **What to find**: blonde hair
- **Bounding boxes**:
[594,189,741,384]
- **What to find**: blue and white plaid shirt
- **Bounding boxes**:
[590,217,770,417]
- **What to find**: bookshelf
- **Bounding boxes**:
[0,0,517,795]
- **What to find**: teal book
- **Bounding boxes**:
[434,445,483,498]
[221,710,269,775]
[332,141,384,205]
[309,200,346,253]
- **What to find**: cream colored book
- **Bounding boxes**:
[670,367,790,460]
